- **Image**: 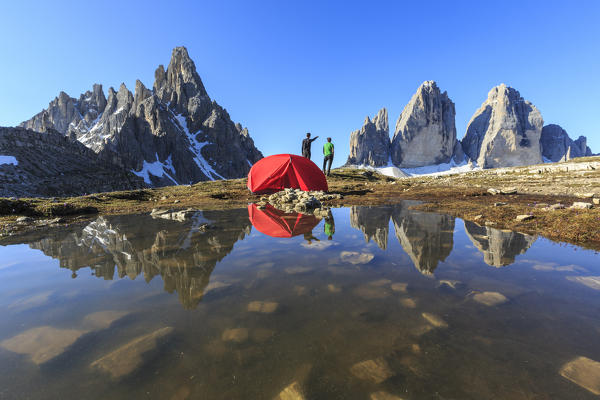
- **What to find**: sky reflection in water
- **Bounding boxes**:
[0,203,599,399]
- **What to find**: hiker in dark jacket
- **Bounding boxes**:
[302,132,319,159]
[322,137,334,176]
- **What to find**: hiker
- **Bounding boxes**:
[324,214,335,240]
[322,137,334,176]
[302,132,319,159]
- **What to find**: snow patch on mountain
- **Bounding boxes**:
[0,155,18,166]
[174,114,224,180]
[132,154,178,184]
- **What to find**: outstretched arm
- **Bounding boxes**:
[311,136,319,142]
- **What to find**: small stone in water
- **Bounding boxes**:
[222,328,248,343]
[350,358,394,384]
[472,291,508,306]
[422,312,448,328]
[247,301,278,313]
[560,356,600,395]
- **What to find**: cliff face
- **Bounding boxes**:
[0,127,146,197]
[462,84,543,168]
[346,108,390,167]
[391,81,460,168]
[20,47,263,187]
[540,124,593,162]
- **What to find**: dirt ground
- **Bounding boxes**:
[1,157,600,250]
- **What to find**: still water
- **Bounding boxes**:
[1,202,600,399]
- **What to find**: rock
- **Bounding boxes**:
[570,202,593,210]
[549,203,565,210]
[350,358,394,383]
[285,266,312,274]
[81,310,129,330]
[247,301,278,314]
[391,282,408,292]
[354,285,390,300]
[391,81,460,167]
[473,214,483,221]
[346,108,390,167]
[541,124,593,162]
[472,291,508,306]
[275,381,305,400]
[487,188,500,195]
[340,251,374,264]
[575,192,595,199]
[566,276,600,290]
[399,298,417,308]
[369,279,392,287]
[370,391,405,400]
[19,46,263,188]
[500,187,517,195]
[516,214,534,221]
[0,326,86,365]
[438,279,461,289]
[0,127,147,198]
[327,284,342,293]
[494,202,507,207]
[462,84,543,168]
[422,312,448,328]
[559,356,600,395]
[90,327,174,379]
[16,216,33,223]
[390,81,460,167]
[222,328,248,343]
[594,198,600,205]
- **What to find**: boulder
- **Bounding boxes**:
[391,81,459,167]
[462,84,543,168]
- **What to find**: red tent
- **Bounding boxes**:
[248,204,320,238]
[247,154,328,194]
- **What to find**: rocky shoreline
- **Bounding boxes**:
[1,157,599,250]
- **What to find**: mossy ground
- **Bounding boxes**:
[2,160,600,250]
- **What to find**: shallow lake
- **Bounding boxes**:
[1,202,600,399]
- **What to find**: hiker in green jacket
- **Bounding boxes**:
[323,137,334,176]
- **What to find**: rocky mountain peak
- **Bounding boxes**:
[540,123,592,162]
[18,46,263,190]
[155,46,209,115]
[462,84,543,168]
[346,107,390,167]
[391,80,458,168]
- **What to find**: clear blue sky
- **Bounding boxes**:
[1,0,599,166]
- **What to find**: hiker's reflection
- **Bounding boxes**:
[324,214,335,240]
[303,231,320,244]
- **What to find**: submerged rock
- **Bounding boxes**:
[350,358,394,383]
[340,251,374,265]
[222,328,249,343]
[247,301,278,314]
[472,291,508,306]
[422,312,448,328]
[560,356,600,395]
[1,326,85,365]
[275,381,305,400]
[370,391,405,400]
[90,326,174,379]
[567,276,600,290]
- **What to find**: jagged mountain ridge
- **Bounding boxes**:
[0,127,147,197]
[347,81,594,170]
[20,47,263,186]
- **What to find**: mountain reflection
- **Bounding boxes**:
[27,210,251,309]
[3,205,540,309]
[464,221,536,267]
